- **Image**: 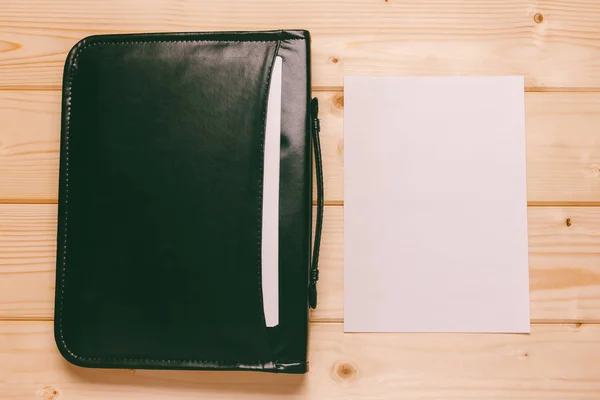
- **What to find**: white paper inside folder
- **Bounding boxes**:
[262,56,282,328]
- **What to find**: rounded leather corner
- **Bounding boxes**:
[300,30,310,41]
[62,34,107,85]
[53,321,94,369]
[63,36,89,72]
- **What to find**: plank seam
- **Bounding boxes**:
[6,86,600,93]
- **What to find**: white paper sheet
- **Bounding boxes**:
[262,56,282,328]
[344,76,530,333]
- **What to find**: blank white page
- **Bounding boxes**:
[344,76,530,333]
[262,56,282,328]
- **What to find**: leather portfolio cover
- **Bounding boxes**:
[53,30,322,374]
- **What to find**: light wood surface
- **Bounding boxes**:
[3,91,600,204]
[2,204,600,324]
[2,0,600,89]
[2,322,600,400]
[0,91,59,203]
[1,0,600,398]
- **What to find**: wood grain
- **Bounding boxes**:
[2,1,600,89]
[2,204,600,323]
[526,93,600,204]
[0,204,56,320]
[1,321,600,399]
[2,0,600,396]
[2,91,600,203]
[0,91,60,202]
[315,206,600,323]
[320,91,600,203]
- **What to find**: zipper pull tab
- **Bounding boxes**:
[311,98,321,135]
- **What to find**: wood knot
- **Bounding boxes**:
[574,323,582,329]
[332,93,344,110]
[585,164,600,177]
[37,386,60,400]
[330,56,339,64]
[333,362,357,381]
[533,13,544,24]
[565,218,572,227]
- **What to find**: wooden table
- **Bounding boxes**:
[2,1,600,398]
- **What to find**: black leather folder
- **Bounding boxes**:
[54,30,323,374]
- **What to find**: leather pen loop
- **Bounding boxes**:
[309,97,324,310]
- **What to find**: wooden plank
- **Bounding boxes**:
[1,1,600,89]
[526,93,600,204]
[0,91,60,202]
[0,204,56,320]
[528,207,600,323]
[1,321,600,399]
[2,204,600,323]
[316,206,600,323]
[3,91,600,203]
[319,91,600,203]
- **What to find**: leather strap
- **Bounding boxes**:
[309,97,324,309]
